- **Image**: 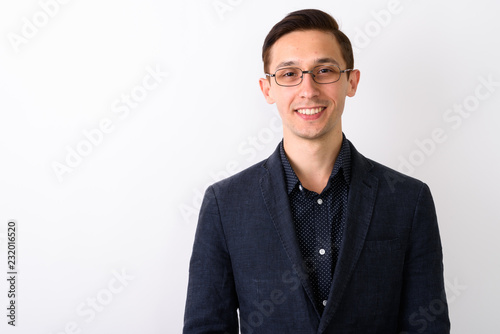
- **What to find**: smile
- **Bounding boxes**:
[296,107,326,115]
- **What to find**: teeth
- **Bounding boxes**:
[297,107,324,115]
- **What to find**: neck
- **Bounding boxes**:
[283,129,343,194]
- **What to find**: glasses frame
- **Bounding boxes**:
[265,64,353,87]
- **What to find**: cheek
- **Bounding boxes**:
[330,87,348,105]
[271,89,293,109]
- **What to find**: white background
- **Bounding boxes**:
[0,0,499,333]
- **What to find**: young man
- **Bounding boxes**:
[184,9,450,334]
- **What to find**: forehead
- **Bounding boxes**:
[269,30,344,71]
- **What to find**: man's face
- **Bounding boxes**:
[260,30,360,142]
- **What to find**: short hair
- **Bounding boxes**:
[262,9,354,75]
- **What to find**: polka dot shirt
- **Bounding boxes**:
[279,137,351,314]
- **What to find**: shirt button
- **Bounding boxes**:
[319,249,325,255]
[323,300,327,306]
[317,198,323,205]
[299,185,303,191]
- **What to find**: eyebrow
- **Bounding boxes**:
[274,57,340,71]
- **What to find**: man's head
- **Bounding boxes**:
[262,9,354,75]
[259,9,360,143]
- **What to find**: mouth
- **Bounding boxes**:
[295,107,326,115]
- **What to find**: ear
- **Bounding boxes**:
[346,69,361,97]
[259,77,275,104]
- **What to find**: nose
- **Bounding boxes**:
[299,72,320,98]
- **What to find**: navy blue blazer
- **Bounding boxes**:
[184,139,450,333]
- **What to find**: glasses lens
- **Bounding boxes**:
[313,65,341,84]
[275,67,302,86]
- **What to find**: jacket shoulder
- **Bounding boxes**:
[209,157,268,194]
[349,141,427,195]
[370,157,424,188]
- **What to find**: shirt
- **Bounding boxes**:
[279,136,351,314]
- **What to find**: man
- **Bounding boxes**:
[184,9,450,334]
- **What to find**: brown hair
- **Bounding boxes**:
[262,9,354,75]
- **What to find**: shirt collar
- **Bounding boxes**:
[279,134,351,194]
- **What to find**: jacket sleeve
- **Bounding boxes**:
[397,183,451,333]
[183,185,239,334]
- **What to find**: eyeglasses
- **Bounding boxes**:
[266,64,353,87]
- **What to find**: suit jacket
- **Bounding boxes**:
[184,139,450,334]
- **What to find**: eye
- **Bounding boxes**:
[279,70,299,78]
[275,68,302,85]
[316,67,334,75]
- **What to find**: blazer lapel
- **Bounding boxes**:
[259,145,321,318]
[318,142,379,332]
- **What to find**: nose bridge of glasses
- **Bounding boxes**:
[301,70,317,83]
[299,71,321,94]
